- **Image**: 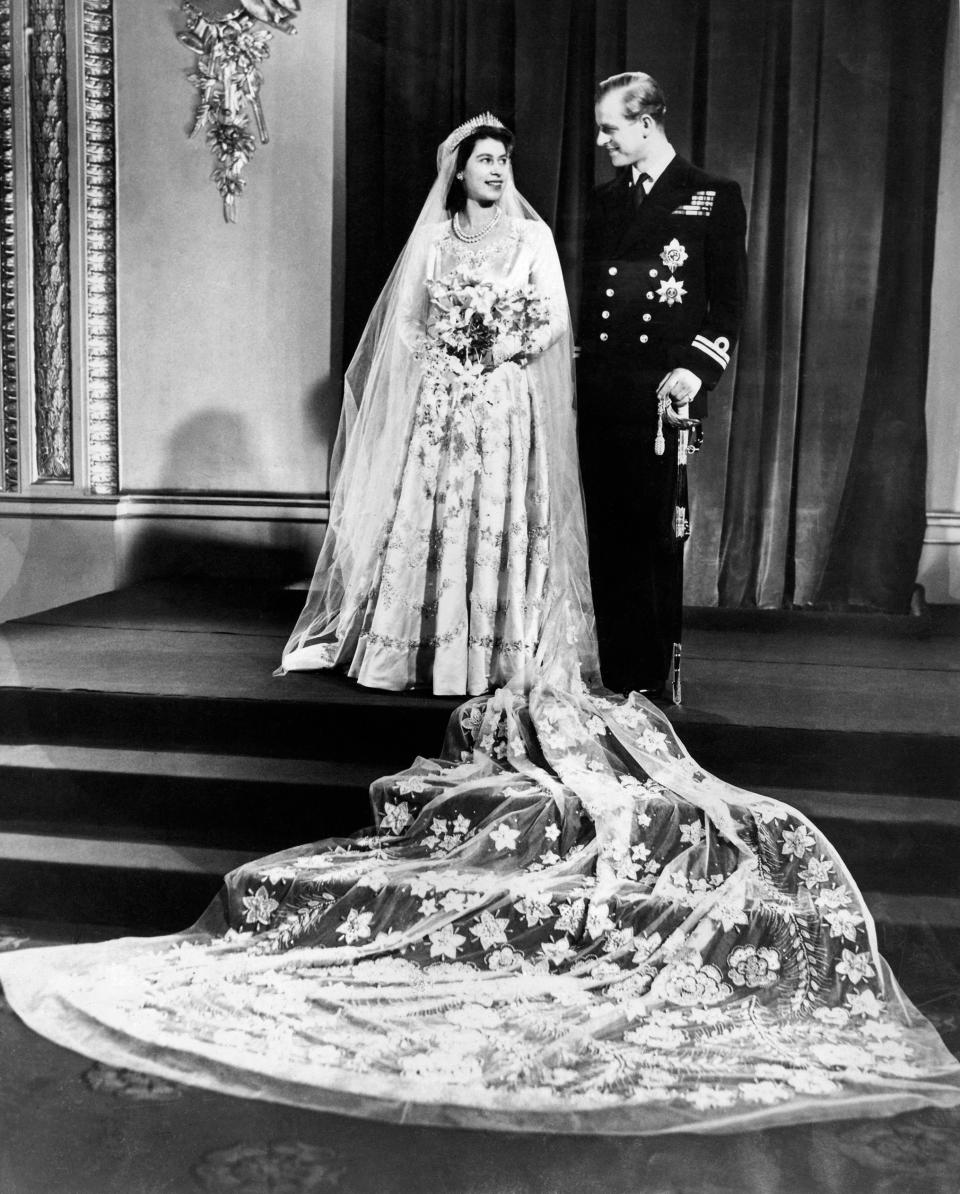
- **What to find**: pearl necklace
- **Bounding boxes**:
[452,205,502,244]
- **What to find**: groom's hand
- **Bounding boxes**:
[657,368,702,426]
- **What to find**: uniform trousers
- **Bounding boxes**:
[576,354,682,696]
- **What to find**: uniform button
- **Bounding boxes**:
[601,310,610,319]
[605,288,615,297]
[646,291,655,300]
[648,269,658,277]
[639,334,649,344]
[608,266,618,276]
[642,313,652,322]
[599,332,609,342]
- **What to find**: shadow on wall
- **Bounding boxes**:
[121,408,325,585]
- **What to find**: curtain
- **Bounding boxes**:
[345,0,948,612]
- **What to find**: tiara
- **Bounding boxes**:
[437,111,506,168]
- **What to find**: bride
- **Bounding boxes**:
[278,114,597,696]
[0,116,958,1136]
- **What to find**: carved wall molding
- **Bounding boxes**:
[29,0,73,482]
[83,0,118,495]
[0,0,17,492]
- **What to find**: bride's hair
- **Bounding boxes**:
[445,125,515,214]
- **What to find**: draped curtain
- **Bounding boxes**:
[345,0,948,611]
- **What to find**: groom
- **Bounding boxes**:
[577,71,747,699]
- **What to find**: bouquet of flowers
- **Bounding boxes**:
[417,267,551,399]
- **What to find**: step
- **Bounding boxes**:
[0,832,262,931]
[0,744,382,850]
[2,683,957,801]
[758,788,960,898]
[3,817,960,937]
[0,686,460,766]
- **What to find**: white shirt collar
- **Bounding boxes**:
[632,146,676,191]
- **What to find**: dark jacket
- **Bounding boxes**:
[579,154,747,397]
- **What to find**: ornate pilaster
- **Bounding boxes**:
[29,0,72,482]
[83,0,117,494]
[0,0,17,492]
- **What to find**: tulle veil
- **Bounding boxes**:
[279,114,599,693]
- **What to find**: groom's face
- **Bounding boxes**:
[595,92,648,169]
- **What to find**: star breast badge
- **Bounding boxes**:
[660,238,688,273]
[657,275,687,306]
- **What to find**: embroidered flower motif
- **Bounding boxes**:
[787,1069,842,1095]
[516,897,554,927]
[630,842,651,862]
[753,801,789,825]
[727,945,781,988]
[811,1042,875,1069]
[586,903,615,939]
[471,911,509,950]
[739,1081,791,1105]
[241,885,279,928]
[679,821,704,847]
[780,824,817,859]
[460,704,486,737]
[799,856,834,887]
[396,775,431,796]
[540,938,573,967]
[815,884,852,912]
[486,945,521,971]
[451,814,472,836]
[555,899,586,935]
[604,927,636,954]
[636,809,652,827]
[637,727,670,755]
[539,850,561,867]
[440,891,469,914]
[660,238,688,272]
[407,875,434,898]
[417,897,439,918]
[685,1085,738,1110]
[336,908,373,944]
[428,924,466,960]
[825,907,865,942]
[656,276,687,306]
[260,866,297,886]
[710,900,750,933]
[835,949,876,985]
[657,871,693,904]
[654,959,732,1006]
[543,823,561,842]
[380,800,412,835]
[845,989,884,1019]
[490,821,520,852]
[356,868,388,891]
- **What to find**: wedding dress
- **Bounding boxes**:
[1,118,958,1135]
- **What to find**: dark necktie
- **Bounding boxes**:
[632,172,650,209]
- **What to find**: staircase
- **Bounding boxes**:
[1,582,958,962]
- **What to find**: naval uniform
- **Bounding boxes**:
[577,154,747,695]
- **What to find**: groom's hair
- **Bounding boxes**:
[596,72,667,127]
[446,125,515,214]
